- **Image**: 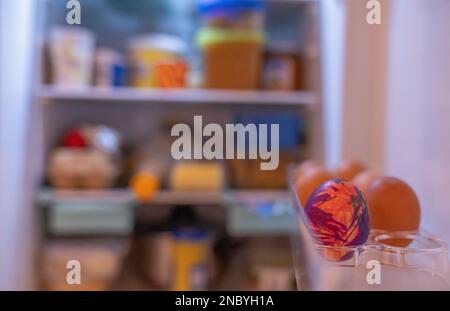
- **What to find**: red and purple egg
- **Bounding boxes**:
[304,179,370,261]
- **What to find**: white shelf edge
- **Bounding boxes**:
[38,86,317,106]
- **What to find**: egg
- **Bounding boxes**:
[295,167,334,207]
[365,176,421,233]
[335,160,366,181]
[294,160,321,181]
[304,179,370,260]
[352,170,381,195]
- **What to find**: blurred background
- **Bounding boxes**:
[0,0,449,291]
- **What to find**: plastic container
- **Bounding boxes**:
[48,26,96,88]
[289,172,450,291]
[94,48,126,87]
[197,28,264,89]
[46,200,134,236]
[171,229,212,291]
[47,148,119,190]
[224,194,293,236]
[198,0,266,31]
[139,232,174,290]
[128,34,187,88]
[154,61,189,88]
[169,161,225,191]
[263,42,302,91]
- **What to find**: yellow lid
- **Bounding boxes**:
[196,28,265,48]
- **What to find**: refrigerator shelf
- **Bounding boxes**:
[39,86,317,107]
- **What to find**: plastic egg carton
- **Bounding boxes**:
[289,175,450,291]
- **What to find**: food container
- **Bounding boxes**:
[224,192,293,236]
[48,26,96,88]
[198,0,266,31]
[40,189,134,236]
[140,230,213,291]
[47,148,119,190]
[128,34,187,88]
[154,61,189,88]
[46,200,133,236]
[263,42,302,91]
[42,238,129,291]
[197,29,264,89]
[169,161,225,191]
[289,172,450,291]
[139,232,174,290]
[94,48,127,87]
[171,229,212,291]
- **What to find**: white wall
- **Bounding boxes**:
[341,0,389,171]
[386,0,450,242]
[0,0,38,290]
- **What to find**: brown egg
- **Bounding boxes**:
[294,160,321,182]
[366,177,421,246]
[335,160,366,181]
[352,170,381,195]
[296,167,334,207]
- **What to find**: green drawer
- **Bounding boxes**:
[48,201,134,236]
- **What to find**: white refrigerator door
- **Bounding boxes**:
[0,0,38,290]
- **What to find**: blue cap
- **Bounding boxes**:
[198,0,266,14]
[172,228,209,240]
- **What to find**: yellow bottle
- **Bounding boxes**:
[171,229,211,291]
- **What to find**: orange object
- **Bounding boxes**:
[295,167,334,207]
[130,173,160,203]
[203,41,262,89]
[352,170,380,195]
[366,176,421,246]
[128,34,187,88]
[197,29,264,90]
[334,160,366,181]
[155,61,188,88]
[294,160,321,182]
[171,233,211,291]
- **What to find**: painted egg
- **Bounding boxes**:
[304,179,370,261]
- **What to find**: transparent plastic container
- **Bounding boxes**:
[289,174,450,291]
